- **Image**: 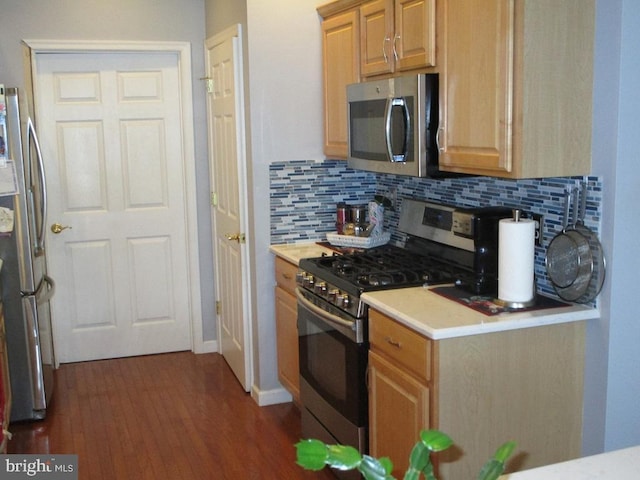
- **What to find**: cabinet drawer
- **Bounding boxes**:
[275,257,298,294]
[369,309,431,382]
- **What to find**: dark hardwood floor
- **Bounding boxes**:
[8,352,336,480]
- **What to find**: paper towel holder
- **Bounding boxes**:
[494,292,536,309]
[494,209,537,309]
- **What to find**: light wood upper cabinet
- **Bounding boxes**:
[320,8,360,158]
[318,0,434,158]
[360,0,436,77]
[438,0,595,178]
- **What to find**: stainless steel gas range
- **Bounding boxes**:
[295,199,512,470]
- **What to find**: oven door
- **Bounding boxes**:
[296,288,368,434]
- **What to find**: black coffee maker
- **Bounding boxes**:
[400,200,512,297]
[450,206,513,296]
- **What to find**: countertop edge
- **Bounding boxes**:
[362,288,600,340]
[269,242,334,266]
[498,445,640,479]
[270,243,600,340]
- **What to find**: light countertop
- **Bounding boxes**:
[362,286,598,340]
[499,445,640,479]
[269,242,335,266]
[270,243,600,340]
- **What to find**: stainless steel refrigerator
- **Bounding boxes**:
[0,84,55,422]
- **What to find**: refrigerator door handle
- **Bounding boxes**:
[23,294,47,411]
[27,117,47,256]
[37,274,55,302]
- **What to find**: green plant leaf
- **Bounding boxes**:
[404,438,442,480]
[358,455,396,480]
[419,430,454,452]
[408,440,430,470]
[477,441,517,480]
[493,441,516,463]
[421,461,437,480]
[295,439,328,471]
[326,444,363,471]
[378,457,394,475]
[477,459,504,480]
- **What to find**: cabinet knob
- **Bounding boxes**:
[385,336,402,348]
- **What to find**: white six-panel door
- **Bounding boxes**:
[206,26,252,391]
[35,51,193,363]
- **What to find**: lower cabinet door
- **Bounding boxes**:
[275,286,300,403]
[368,350,430,477]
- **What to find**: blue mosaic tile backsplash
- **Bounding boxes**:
[270,159,603,301]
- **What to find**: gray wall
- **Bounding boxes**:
[0,0,216,341]
[595,0,640,452]
[204,0,324,396]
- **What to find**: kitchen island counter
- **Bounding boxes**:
[362,286,599,340]
[499,445,640,479]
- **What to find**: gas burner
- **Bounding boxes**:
[332,258,355,275]
[419,269,454,284]
[357,271,409,287]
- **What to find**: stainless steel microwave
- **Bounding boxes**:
[347,73,441,177]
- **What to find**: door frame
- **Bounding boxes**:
[24,39,204,355]
[205,24,254,391]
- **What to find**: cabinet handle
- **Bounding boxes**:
[392,34,400,62]
[382,36,390,65]
[385,336,402,348]
[436,126,445,153]
[282,273,292,280]
[365,364,370,391]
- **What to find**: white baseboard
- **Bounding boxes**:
[251,384,293,406]
[193,339,218,354]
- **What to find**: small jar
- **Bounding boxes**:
[350,204,367,225]
[336,202,348,234]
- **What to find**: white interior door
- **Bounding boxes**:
[206,25,252,391]
[35,50,194,363]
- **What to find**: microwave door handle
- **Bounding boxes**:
[384,97,394,162]
[385,97,410,163]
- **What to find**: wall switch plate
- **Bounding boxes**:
[387,187,397,210]
[532,213,544,246]
[378,187,398,210]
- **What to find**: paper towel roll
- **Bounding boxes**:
[498,218,536,303]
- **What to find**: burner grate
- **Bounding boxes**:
[307,245,464,291]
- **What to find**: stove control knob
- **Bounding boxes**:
[339,293,351,308]
[303,274,315,289]
[314,281,327,296]
[327,288,339,302]
[295,271,305,285]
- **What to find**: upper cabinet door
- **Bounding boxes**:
[439,0,595,178]
[394,0,436,72]
[360,0,395,77]
[438,0,514,174]
[360,0,435,78]
[321,9,360,158]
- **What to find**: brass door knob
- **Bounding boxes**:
[51,223,72,234]
[225,233,245,243]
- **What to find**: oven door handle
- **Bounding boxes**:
[295,288,356,332]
